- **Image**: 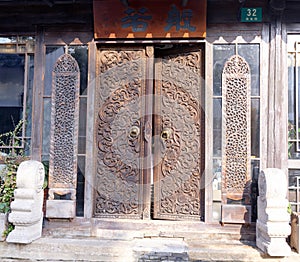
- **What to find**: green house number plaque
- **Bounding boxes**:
[241,7,262,22]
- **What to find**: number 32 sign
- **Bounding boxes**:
[241,7,262,23]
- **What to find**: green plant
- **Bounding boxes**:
[287,202,293,215]
[3,223,14,237]
[0,120,27,236]
[0,157,18,213]
[42,160,49,189]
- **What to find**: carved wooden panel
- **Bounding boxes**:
[94,48,147,218]
[222,54,251,201]
[48,54,80,199]
[153,48,204,220]
[221,54,251,223]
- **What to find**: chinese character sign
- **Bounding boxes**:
[121,7,152,32]
[93,0,206,38]
[165,5,196,32]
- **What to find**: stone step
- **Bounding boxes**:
[0,236,299,262]
[0,237,135,262]
[1,218,298,261]
[42,218,256,242]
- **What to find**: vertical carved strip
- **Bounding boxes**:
[221,55,251,223]
[46,54,80,219]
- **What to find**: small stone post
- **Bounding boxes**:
[256,168,291,256]
[6,160,45,244]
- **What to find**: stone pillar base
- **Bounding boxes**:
[46,200,76,219]
[6,215,43,244]
[256,235,291,256]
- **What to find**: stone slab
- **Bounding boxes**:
[46,200,75,219]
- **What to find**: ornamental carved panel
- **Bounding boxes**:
[222,55,251,203]
[94,48,147,218]
[153,48,204,220]
[48,54,80,199]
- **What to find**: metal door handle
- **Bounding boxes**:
[161,128,171,140]
[129,126,140,138]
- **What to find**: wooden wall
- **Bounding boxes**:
[0,1,93,34]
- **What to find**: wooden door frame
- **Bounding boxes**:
[205,23,267,223]
[86,42,206,220]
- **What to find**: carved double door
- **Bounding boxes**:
[94,45,204,221]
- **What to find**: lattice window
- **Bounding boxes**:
[287,35,300,212]
[288,36,300,158]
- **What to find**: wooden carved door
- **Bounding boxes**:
[153,46,204,220]
[93,45,204,220]
[93,47,148,219]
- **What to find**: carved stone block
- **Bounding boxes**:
[6,160,45,244]
[256,168,291,257]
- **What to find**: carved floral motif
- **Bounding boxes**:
[222,55,251,199]
[94,49,146,218]
[154,50,203,219]
[49,54,80,188]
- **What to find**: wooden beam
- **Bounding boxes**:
[270,0,286,11]
[43,0,54,7]
[119,0,129,7]
[182,0,189,7]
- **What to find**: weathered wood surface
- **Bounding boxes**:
[0,1,93,33]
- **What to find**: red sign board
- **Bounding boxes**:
[93,0,206,39]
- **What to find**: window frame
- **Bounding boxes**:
[0,36,35,155]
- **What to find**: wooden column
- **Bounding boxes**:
[267,11,288,171]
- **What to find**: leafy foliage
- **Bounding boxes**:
[0,120,27,237]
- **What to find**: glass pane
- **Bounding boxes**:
[69,46,88,95]
[251,160,260,221]
[213,45,235,96]
[76,155,85,217]
[238,44,260,96]
[289,169,300,187]
[251,99,260,158]
[79,97,87,137]
[212,158,222,221]
[25,55,34,138]
[44,46,65,96]
[288,53,296,127]
[213,98,222,157]
[0,37,17,44]
[0,54,25,134]
[288,169,300,212]
[78,98,87,153]
[42,98,51,155]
